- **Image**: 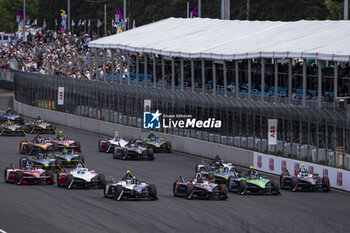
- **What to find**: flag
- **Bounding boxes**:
[55,19,58,26]
[78,19,81,26]
[32,19,37,26]
[43,19,47,29]
[71,19,75,27]
[97,19,102,28]
[112,19,116,27]
[26,19,30,25]
[132,19,136,29]
[88,19,91,27]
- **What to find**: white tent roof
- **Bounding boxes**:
[89,17,350,62]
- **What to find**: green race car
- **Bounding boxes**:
[238,170,280,195]
[142,131,172,153]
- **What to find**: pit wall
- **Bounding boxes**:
[14,100,253,167]
[254,152,350,191]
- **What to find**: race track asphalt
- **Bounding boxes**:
[0,124,349,233]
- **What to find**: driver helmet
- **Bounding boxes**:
[250,166,254,169]
[219,167,224,173]
[114,131,120,141]
[62,148,68,155]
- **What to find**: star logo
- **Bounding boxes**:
[151,110,161,122]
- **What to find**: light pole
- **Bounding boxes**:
[23,0,26,42]
[68,0,71,31]
[198,0,201,17]
[345,0,349,20]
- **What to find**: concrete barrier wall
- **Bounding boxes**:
[14,100,254,167]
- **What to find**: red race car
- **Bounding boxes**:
[51,136,81,152]
[4,163,55,185]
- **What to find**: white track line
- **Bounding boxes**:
[0,228,7,233]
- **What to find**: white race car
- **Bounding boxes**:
[104,171,158,201]
[57,164,105,189]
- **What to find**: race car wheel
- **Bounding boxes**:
[219,184,228,200]
[322,177,330,192]
[98,139,104,152]
[98,174,106,189]
[56,173,64,187]
[52,143,59,151]
[4,167,10,183]
[291,177,298,191]
[173,181,178,197]
[15,171,23,185]
[149,184,157,199]
[185,184,194,199]
[208,173,215,181]
[239,180,247,195]
[27,144,33,155]
[271,180,280,194]
[65,175,73,189]
[19,141,27,154]
[75,141,81,152]
[113,149,121,159]
[166,142,172,153]
[114,185,123,200]
[147,148,154,161]
[19,157,26,168]
[105,141,111,153]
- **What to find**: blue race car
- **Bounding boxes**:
[0,108,24,125]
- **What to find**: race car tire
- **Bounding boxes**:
[121,148,128,160]
[113,149,121,159]
[114,185,123,200]
[19,157,26,168]
[19,141,27,154]
[239,180,247,195]
[219,184,228,200]
[105,141,111,153]
[147,148,154,161]
[271,180,280,194]
[185,184,194,199]
[173,181,178,197]
[15,171,23,185]
[75,141,81,152]
[98,139,104,152]
[65,174,73,189]
[227,176,235,187]
[98,173,106,189]
[166,141,172,153]
[27,144,33,155]
[291,177,298,191]
[322,177,330,192]
[4,167,10,183]
[46,171,54,185]
[56,173,65,187]
[149,184,157,199]
[15,117,24,125]
[52,142,59,151]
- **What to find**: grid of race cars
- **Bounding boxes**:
[2,109,331,201]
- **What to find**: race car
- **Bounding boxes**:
[99,132,154,160]
[173,173,228,200]
[104,171,158,201]
[0,108,24,125]
[0,121,26,136]
[239,168,280,195]
[19,135,54,154]
[55,149,85,169]
[19,154,57,171]
[113,140,154,160]
[98,131,129,153]
[24,118,56,134]
[280,168,331,192]
[142,131,172,153]
[51,131,81,152]
[4,163,55,185]
[57,164,105,189]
